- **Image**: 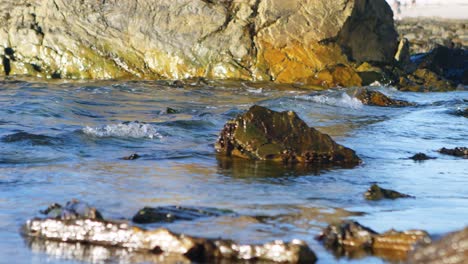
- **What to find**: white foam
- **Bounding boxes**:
[369,81,382,87]
[295,93,363,109]
[83,122,162,139]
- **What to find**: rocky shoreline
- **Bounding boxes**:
[395,18,467,54]
[4,1,467,263]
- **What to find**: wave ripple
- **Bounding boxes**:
[295,93,363,109]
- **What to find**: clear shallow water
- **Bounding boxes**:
[0,78,467,264]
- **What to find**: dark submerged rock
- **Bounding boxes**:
[23,218,317,263]
[455,107,468,118]
[215,105,360,166]
[166,107,179,114]
[122,153,140,160]
[318,220,430,261]
[132,206,233,224]
[364,184,413,201]
[438,147,468,158]
[409,153,435,161]
[1,131,62,146]
[408,227,468,264]
[354,88,413,107]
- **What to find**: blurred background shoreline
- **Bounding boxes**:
[386,0,468,19]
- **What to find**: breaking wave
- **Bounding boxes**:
[295,93,363,109]
[82,122,162,139]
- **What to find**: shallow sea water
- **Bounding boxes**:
[0,78,466,263]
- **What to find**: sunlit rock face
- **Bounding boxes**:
[0,0,396,86]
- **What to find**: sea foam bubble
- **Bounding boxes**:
[82,122,162,139]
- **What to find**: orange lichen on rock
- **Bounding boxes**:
[257,39,361,87]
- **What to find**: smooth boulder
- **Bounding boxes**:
[409,153,435,161]
[215,105,360,166]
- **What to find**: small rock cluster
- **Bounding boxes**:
[318,220,431,260]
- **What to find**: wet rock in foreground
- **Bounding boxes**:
[438,147,468,158]
[23,218,316,263]
[364,184,413,201]
[215,105,360,166]
[408,227,468,264]
[318,221,430,261]
[132,206,234,224]
[354,88,413,107]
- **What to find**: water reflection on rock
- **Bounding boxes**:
[26,237,190,264]
[217,155,324,179]
[23,217,317,263]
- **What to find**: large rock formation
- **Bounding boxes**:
[215,105,361,166]
[0,0,397,86]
